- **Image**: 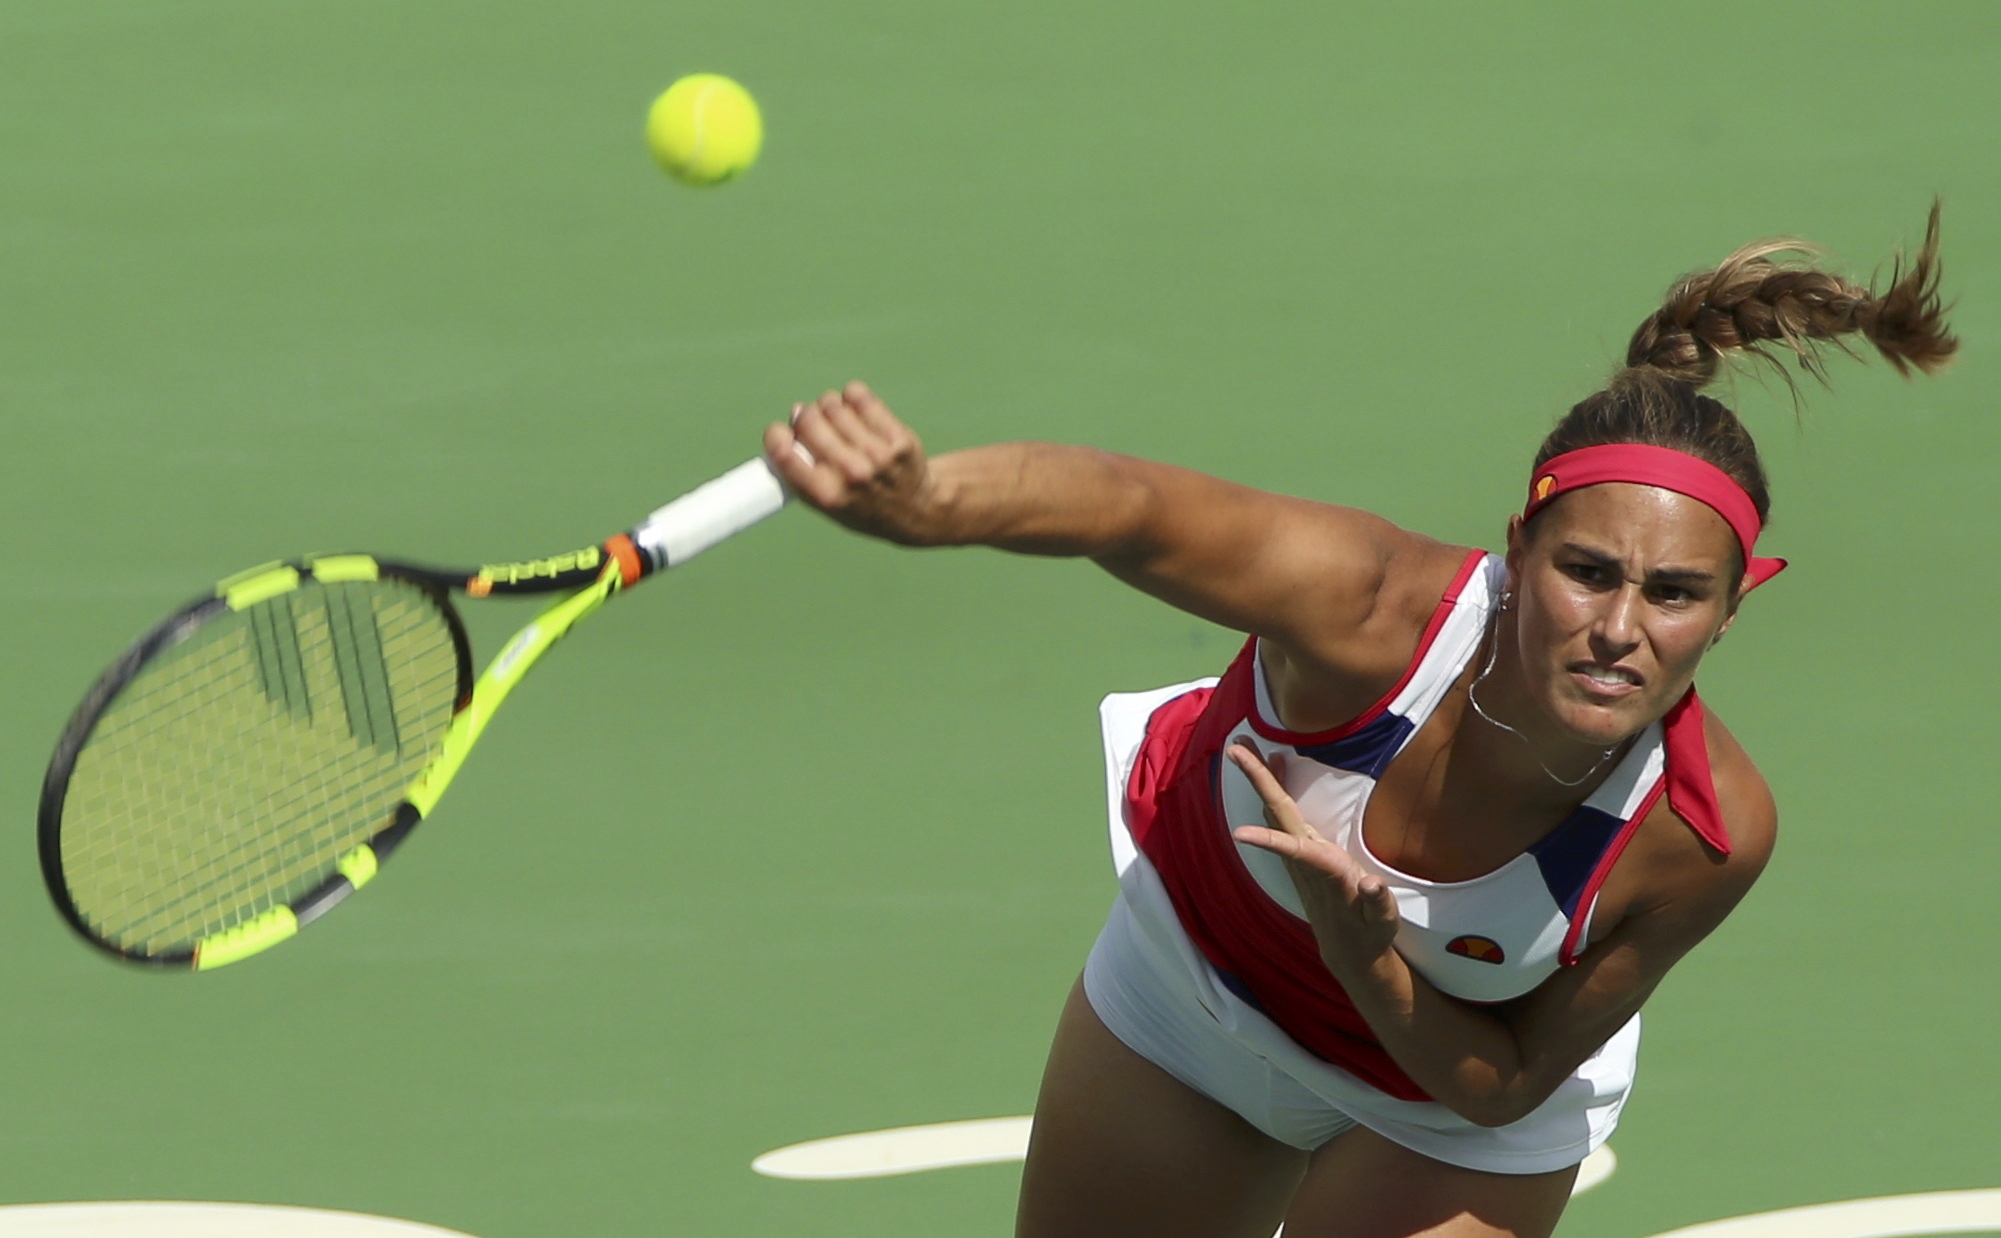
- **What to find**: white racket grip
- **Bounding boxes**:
[633,457,791,570]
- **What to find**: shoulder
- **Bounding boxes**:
[1701,707,1778,877]
[1304,535,1485,668]
[1380,538,1491,629]
[1264,537,1485,729]
[1600,706,1776,941]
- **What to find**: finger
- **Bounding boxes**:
[1232,826,1355,883]
[845,381,914,448]
[1224,741,1304,831]
[795,394,878,487]
[784,403,818,463]
[1358,877,1400,927]
[1298,855,1382,922]
[821,393,890,471]
[766,420,839,500]
[813,387,879,452]
[763,422,843,508]
[1224,741,1316,840]
[846,397,914,469]
[1231,824,1309,862]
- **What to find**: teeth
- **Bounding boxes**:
[1581,667,1636,686]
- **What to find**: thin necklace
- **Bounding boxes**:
[1467,603,1617,789]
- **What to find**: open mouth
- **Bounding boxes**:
[1570,663,1643,695]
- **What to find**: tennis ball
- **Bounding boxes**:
[646,74,763,186]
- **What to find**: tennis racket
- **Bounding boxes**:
[39,457,789,971]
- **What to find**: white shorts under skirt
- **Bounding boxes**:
[1087,683,1639,1175]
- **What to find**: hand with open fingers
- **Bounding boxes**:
[763,381,940,545]
[1226,739,1402,977]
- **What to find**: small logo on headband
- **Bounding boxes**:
[1533,475,1558,503]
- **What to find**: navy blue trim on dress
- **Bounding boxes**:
[1528,806,1626,918]
[1215,967,1268,1012]
[1294,711,1415,780]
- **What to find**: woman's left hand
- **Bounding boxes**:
[1226,740,1403,978]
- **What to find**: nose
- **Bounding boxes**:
[1592,583,1644,656]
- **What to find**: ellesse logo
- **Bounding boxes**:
[1533,475,1558,502]
[1445,935,1505,964]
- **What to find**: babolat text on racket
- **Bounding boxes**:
[39,457,788,971]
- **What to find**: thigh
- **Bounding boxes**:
[1283,1124,1577,1238]
[1016,975,1307,1238]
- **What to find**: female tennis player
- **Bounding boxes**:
[763,211,1954,1238]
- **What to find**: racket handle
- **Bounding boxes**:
[633,456,791,571]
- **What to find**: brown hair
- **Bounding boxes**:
[1534,203,1957,532]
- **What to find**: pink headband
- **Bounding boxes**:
[1524,444,1787,590]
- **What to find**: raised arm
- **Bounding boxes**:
[765,382,1445,677]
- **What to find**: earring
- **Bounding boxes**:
[1499,590,1514,612]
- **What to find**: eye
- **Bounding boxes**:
[1647,582,1709,609]
[1562,561,1611,586]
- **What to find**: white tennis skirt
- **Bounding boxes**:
[1085,682,1638,1175]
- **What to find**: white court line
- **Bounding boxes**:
[1641,1189,2001,1238]
[754,1116,1617,1197]
[754,1116,1033,1180]
[1573,1144,1617,1195]
[0,1202,480,1236]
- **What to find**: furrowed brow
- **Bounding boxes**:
[1649,566,1718,586]
[1558,542,1718,586]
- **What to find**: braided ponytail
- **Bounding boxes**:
[1536,203,1957,530]
[1627,200,1955,386]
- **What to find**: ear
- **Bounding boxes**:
[1713,578,1747,645]
[1503,514,1527,593]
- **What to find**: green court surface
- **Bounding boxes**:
[2,2,1997,1235]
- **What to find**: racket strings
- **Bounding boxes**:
[58,580,464,955]
[70,596,459,948]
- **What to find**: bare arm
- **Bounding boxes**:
[1336,858,1758,1127]
[765,382,1438,671]
[1227,741,1775,1127]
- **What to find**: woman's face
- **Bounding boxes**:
[1506,483,1743,747]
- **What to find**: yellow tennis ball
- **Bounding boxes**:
[646,74,763,186]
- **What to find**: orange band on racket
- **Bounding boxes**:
[605,534,645,587]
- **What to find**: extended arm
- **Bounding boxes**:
[765,382,1438,670]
